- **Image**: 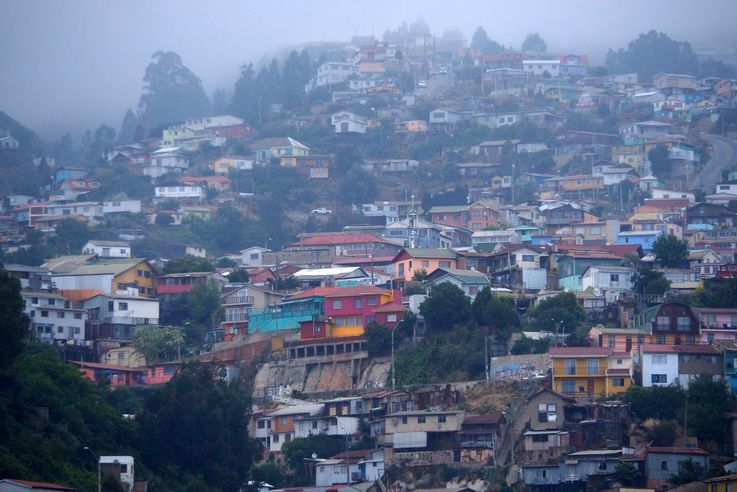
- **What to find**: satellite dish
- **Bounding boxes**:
[311,453,317,459]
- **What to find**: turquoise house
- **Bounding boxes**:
[557,254,623,291]
[248,294,324,334]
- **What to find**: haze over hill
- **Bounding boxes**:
[1,0,736,140]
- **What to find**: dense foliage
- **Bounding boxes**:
[631,267,670,295]
[526,293,584,335]
[652,234,689,268]
[419,282,471,332]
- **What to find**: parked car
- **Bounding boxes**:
[417,80,427,88]
[311,207,333,215]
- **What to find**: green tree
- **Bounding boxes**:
[669,459,705,485]
[365,322,393,357]
[606,30,699,81]
[164,255,215,274]
[227,269,250,283]
[470,27,505,54]
[522,33,547,52]
[511,335,549,355]
[54,218,90,255]
[187,283,221,330]
[631,266,670,295]
[652,234,689,268]
[614,462,641,487]
[623,385,686,420]
[686,375,730,445]
[154,213,174,226]
[138,51,210,130]
[648,420,678,446]
[411,268,428,281]
[132,325,184,364]
[648,144,671,179]
[338,168,378,205]
[419,282,471,332]
[138,363,258,491]
[0,269,29,369]
[694,278,737,308]
[527,293,583,335]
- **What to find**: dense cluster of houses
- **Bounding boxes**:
[4,29,737,492]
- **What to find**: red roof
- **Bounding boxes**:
[641,343,719,354]
[2,479,77,490]
[289,233,389,247]
[646,446,709,456]
[181,175,231,183]
[71,361,144,372]
[287,285,390,300]
[549,347,612,357]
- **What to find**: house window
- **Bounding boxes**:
[439,261,451,268]
[257,420,266,429]
[75,313,83,319]
[417,415,426,423]
[661,460,669,471]
[562,380,576,393]
[677,317,691,331]
[532,434,549,443]
[354,298,362,308]
[387,314,398,323]
[522,255,535,262]
[137,269,143,277]
[273,434,279,443]
[613,378,625,387]
[57,326,64,334]
[332,300,342,309]
[587,359,599,375]
[74,327,80,335]
[652,374,668,384]
[538,404,556,422]
[607,335,615,348]
[438,415,447,423]
[48,298,55,306]
[57,312,64,319]
[421,260,429,267]
[564,359,576,375]
[536,469,547,478]
[656,316,670,330]
[119,302,128,310]
[652,355,666,365]
[401,416,408,424]
[610,274,620,282]
[144,271,151,278]
[367,297,377,306]
[656,335,666,344]
[40,310,48,318]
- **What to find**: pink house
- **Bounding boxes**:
[72,361,144,387]
[696,307,737,344]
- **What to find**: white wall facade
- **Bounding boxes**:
[641,352,679,388]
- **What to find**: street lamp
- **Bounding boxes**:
[83,446,101,492]
[391,327,396,390]
[339,425,350,485]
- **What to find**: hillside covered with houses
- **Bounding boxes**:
[4,18,737,492]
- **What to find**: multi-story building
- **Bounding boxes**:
[640,343,722,389]
[22,289,87,343]
[49,258,158,298]
[549,347,632,398]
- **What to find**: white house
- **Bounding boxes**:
[580,265,634,292]
[183,115,244,131]
[0,135,20,150]
[314,62,358,88]
[641,345,679,388]
[83,294,160,326]
[716,182,737,195]
[471,230,522,248]
[240,246,270,267]
[651,188,695,203]
[99,455,135,492]
[429,108,468,126]
[82,240,131,259]
[102,200,142,215]
[154,186,204,201]
[144,148,189,178]
[620,120,671,138]
[294,415,360,440]
[47,202,104,222]
[22,290,87,343]
[315,449,384,487]
[517,142,548,154]
[522,60,561,77]
[261,404,325,453]
[332,112,367,134]
[423,268,489,299]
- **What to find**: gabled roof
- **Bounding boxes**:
[0,479,77,491]
[250,137,309,151]
[289,233,390,247]
[57,259,150,277]
[287,285,390,300]
[424,267,489,284]
[393,248,457,260]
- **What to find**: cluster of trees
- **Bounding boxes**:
[623,376,732,448]
[231,50,316,125]
[0,268,259,492]
[606,30,733,82]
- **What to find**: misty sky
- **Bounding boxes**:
[1,0,736,141]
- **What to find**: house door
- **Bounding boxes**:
[625,337,632,352]
[587,379,594,396]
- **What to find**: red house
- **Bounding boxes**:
[295,286,404,340]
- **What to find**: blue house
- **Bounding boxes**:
[616,230,662,252]
[715,340,737,395]
[248,294,324,334]
[54,166,88,185]
[557,253,622,291]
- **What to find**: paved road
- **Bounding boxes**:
[418,72,455,98]
[697,134,737,192]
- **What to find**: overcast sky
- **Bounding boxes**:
[1,0,735,141]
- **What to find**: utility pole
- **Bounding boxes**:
[391,327,396,390]
[83,447,101,492]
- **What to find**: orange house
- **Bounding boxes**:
[392,248,457,281]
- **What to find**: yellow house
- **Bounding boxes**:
[705,473,737,492]
[549,347,632,398]
[162,126,196,147]
[210,155,253,174]
[54,258,158,299]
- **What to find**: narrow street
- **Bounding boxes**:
[696,134,737,192]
